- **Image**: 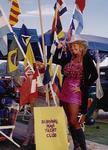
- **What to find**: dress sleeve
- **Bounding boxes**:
[83,52,98,86]
[52,48,72,67]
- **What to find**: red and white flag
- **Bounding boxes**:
[19,66,39,106]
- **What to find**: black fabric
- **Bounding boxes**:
[75,128,87,150]
[53,49,98,114]
[69,124,80,150]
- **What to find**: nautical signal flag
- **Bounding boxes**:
[52,13,65,40]
[75,0,86,13]
[0,7,11,56]
[43,58,53,85]
[20,68,38,106]
[7,34,22,82]
[54,0,67,16]
[73,8,83,34]
[8,48,18,72]
[9,0,21,26]
[67,19,75,41]
[52,0,67,40]
[23,36,36,67]
[72,0,86,34]
[53,66,63,98]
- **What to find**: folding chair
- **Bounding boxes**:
[0,103,20,148]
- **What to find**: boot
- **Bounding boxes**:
[69,125,80,150]
[75,128,87,150]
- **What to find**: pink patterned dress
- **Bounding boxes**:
[60,60,83,105]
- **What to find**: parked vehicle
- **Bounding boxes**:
[96,66,108,111]
[89,66,108,111]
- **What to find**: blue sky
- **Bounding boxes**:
[1,0,108,38]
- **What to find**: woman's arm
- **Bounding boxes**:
[53,47,72,66]
[83,52,98,86]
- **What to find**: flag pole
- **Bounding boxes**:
[37,0,50,105]
[0,6,34,73]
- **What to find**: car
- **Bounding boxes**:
[96,66,108,111]
[90,66,108,112]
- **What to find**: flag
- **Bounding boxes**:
[23,36,36,67]
[20,68,38,106]
[73,8,83,34]
[9,0,21,26]
[0,8,11,55]
[7,47,18,72]
[0,36,8,56]
[19,76,31,106]
[43,58,53,85]
[29,68,38,100]
[52,0,67,40]
[52,13,65,39]
[75,0,86,13]
[7,37,21,81]
[53,66,63,97]
[50,32,59,55]
[18,24,31,52]
[67,19,75,41]
[54,0,67,16]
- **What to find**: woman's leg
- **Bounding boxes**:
[60,102,80,149]
[67,104,87,150]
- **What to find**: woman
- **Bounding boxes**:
[53,40,98,150]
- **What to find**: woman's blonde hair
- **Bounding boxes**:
[68,40,88,60]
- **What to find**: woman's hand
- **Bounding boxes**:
[57,41,67,51]
[79,114,86,124]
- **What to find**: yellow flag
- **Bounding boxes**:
[24,37,36,67]
[8,48,18,72]
[47,57,53,77]
[56,65,63,87]
[34,107,68,150]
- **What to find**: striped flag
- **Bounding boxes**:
[9,0,21,26]
[54,0,67,16]
[0,8,11,55]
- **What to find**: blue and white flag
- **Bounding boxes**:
[73,8,83,34]
[0,8,11,55]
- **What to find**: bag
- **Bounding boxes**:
[34,106,68,150]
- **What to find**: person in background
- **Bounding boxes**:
[53,39,98,150]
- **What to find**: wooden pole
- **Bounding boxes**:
[37,0,50,105]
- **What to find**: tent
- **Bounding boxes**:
[1,26,108,61]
